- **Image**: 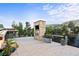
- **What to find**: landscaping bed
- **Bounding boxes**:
[0,39,18,56]
[43,34,52,43]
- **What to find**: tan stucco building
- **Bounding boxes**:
[0,28,18,50]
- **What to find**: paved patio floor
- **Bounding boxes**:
[11,37,79,56]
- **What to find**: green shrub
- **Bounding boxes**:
[44,34,52,39]
[7,39,18,48]
[1,39,18,56]
[2,45,12,56]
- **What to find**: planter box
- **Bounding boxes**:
[43,38,52,43]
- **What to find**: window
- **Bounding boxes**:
[5,31,16,39]
[0,37,2,40]
[35,25,39,30]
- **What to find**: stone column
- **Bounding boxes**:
[34,20,46,41]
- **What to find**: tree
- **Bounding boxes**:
[25,22,30,29]
[18,22,24,37]
[61,25,68,35]
[46,25,53,35]
[12,21,33,37]
[74,26,79,34]
[0,24,4,29]
[12,21,16,28]
[31,28,34,36]
[12,21,24,37]
[12,21,18,29]
[53,27,62,35]
[27,27,32,36]
[25,22,32,36]
[68,21,75,31]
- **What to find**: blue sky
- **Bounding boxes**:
[0,3,79,28]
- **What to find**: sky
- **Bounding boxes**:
[0,3,79,28]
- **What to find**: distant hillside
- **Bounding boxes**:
[46,24,62,29]
[46,24,62,27]
[46,20,79,27]
[63,20,79,26]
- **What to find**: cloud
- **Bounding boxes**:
[42,3,79,24]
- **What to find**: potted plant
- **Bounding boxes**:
[1,39,18,56]
[43,34,52,43]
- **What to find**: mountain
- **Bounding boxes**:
[46,20,79,28]
[63,20,79,26]
[46,24,62,27]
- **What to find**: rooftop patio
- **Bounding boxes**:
[11,37,79,56]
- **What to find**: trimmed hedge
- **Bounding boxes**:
[44,34,52,39]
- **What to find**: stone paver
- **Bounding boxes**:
[11,37,79,56]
